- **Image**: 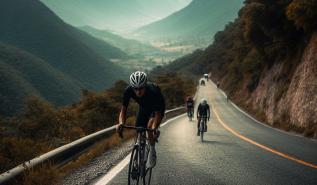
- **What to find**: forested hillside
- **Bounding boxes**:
[154,0,317,137]
[0,0,129,116]
[0,43,82,116]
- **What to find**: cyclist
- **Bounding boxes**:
[204,74,209,81]
[216,81,220,89]
[117,71,165,169]
[200,80,205,86]
[185,96,194,119]
[196,98,210,136]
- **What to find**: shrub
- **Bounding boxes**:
[22,163,60,185]
[0,137,42,172]
[18,96,59,140]
[287,0,317,32]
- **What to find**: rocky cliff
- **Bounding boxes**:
[246,33,317,137]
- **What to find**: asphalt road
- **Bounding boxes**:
[99,80,317,185]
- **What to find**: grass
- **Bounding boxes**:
[60,130,135,173]
[15,131,135,185]
[21,163,61,185]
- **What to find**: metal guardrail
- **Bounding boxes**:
[0,106,185,185]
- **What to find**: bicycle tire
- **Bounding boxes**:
[143,167,152,185]
[200,121,204,142]
[128,145,140,185]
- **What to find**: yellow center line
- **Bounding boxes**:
[211,102,317,169]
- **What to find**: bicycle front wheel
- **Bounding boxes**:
[128,145,140,185]
[143,167,152,185]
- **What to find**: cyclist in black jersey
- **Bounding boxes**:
[186,96,194,119]
[196,98,210,136]
[117,71,165,168]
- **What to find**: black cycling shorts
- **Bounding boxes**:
[136,107,165,127]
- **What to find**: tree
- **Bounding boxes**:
[286,0,317,32]
[18,96,59,139]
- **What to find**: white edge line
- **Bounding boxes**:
[94,113,186,185]
[210,80,317,142]
[94,154,131,185]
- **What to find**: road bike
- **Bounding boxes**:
[121,125,156,185]
[198,116,207,142]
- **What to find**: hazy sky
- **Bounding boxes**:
[41,0,192,33]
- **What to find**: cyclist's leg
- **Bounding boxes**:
[147,112,157,169]
[204,117,207,132]
[147,109,164,141]
[147,109,164,168]
[191,107,194,117]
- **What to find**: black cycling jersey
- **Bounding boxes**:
[123,83,165,114]
[186,99,194,108]
[197,103,210,117]
[123,83,165,127]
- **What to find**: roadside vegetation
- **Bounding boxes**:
[0,73,195,184]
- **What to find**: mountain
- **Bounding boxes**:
[0,43,82,116]
[0,0,128,89]
[79,26,165,56]
[40,0,192,33]
[70,28,128,60]
[136,0,244,44]
[153,0,317,137]
[0,0,130,116]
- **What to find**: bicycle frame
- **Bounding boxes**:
[198,116,207,142]
[122,125,155,185]
[187,107,194,121]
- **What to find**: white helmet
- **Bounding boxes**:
[130,71,147,88]
[200,98,207,105]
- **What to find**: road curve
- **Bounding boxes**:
[97,80,317,185]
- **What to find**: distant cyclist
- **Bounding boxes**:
[196,98,210,136]
[185,96,194,119]
[216,81,220,89]
[200,80,205,86]
[204,74,209,81]
[117,71,165,168]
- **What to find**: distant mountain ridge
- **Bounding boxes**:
[137,0,244,43]
[0,0,130,116]
[40,0,192,32]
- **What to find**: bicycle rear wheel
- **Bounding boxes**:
[128,146,140,185]
[200,121,204,142]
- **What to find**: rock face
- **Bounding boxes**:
[283,33,317,129]
[247,33,317,137]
